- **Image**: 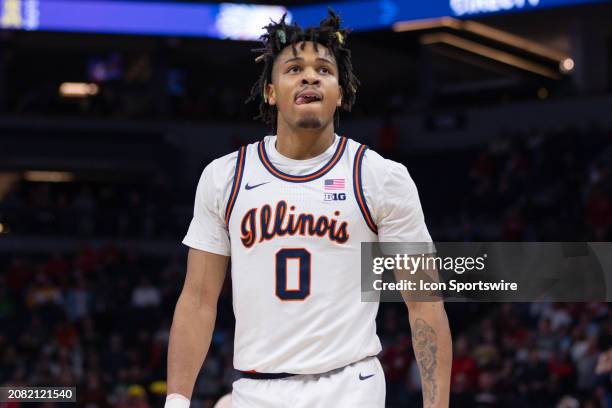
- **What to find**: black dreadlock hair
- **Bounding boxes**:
[245,9,360,131]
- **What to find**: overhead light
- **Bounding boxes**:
[395,17,572,76]
[559,58,575,73]
[23,171,75,183]
[461,20,569,62]
[421,33,562,80]
[393,17,460,32]
[59,82,99,98]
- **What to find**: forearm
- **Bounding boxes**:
[167,293,217,399]
[408,301,452,408]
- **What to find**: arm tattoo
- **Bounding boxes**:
[412,318,438,407]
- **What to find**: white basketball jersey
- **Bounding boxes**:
[225,135,381,375]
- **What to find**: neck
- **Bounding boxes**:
[275,120,336,160]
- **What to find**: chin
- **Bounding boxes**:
[296,116,323,129]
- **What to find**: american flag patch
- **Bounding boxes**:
[324,178,345,190]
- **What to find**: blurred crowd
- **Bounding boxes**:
[379,302,611,407]
[2,125,610,242]
[0,178,186,239]
[378,124,612,242]
[0,247,609,407]
[0,248,182,408]
[460,125,612,241]
[8,52,396,123]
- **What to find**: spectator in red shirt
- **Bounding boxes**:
[452,335,479,390]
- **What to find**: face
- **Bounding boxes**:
[266,41,342,130]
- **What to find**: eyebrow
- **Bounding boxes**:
[283,56,335,65]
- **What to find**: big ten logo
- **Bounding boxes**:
[324,192,347,201]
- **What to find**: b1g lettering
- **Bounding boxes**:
[324,192,346,201]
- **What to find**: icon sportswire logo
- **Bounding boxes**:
[245,181,270,190]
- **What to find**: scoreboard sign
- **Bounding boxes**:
[1,0,611,38]
[0,0,39,30]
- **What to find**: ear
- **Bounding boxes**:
[337,85,343,107]
[266,81,276,106]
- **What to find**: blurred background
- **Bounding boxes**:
[0,0,611,407]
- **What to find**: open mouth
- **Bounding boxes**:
[295,92,322,105]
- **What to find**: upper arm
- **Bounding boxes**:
[179,155,236,311]
[181,248,230,311]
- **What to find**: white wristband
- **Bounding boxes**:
[165,393,190,408]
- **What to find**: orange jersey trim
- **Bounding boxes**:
[353,145,378,234]
[258,136,347,183]
[225,146,247,225]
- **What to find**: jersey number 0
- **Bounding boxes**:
[275,248,311,301]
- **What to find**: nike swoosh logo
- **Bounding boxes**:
[359,373,375,381]
[245,181,270,190]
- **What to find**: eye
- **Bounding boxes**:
[287,66,301,74]
[319,67,331,74]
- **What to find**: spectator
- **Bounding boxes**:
[131,278,161,309]
[65,274,93,321]
[26,271,63,309]
[378,115,399,156]
[452,335,479,390]
[116,385,151,408]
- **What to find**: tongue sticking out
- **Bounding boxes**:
[295,95,319,105]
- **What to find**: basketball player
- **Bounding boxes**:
[165,10,451,408]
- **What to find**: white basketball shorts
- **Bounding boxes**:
[232,356,386,408]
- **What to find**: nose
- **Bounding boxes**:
[301,77,320,85]
[301,68,320,85]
